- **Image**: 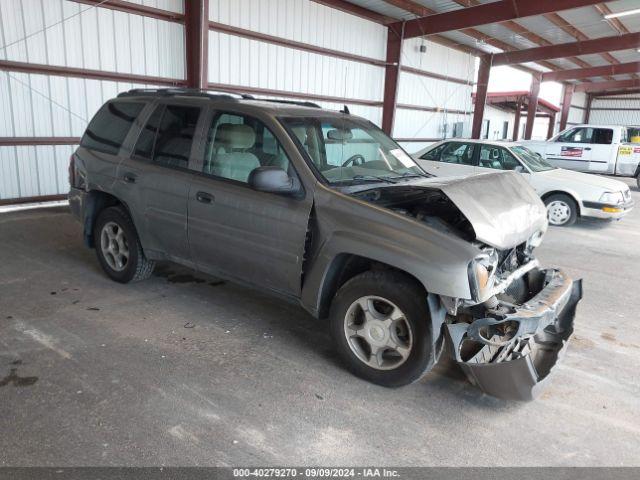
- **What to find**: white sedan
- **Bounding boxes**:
[413,139,634,226]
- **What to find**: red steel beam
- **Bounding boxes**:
[390,0,602,39]
[513,99,523,141]
[590,88,640,98]
[311,0,395,24]
[471,55,492,139]
[524,74,541,140]
[381,23,405,135]
[185,0,209,89]
[70,0,183,22]
[542,62,640,82]
[547,112,557,140]
[559,84,574,132]
[492,32,640,66]
[0,59,186,86]
[575,79,640,93]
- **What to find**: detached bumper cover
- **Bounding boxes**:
[446,269,582,401]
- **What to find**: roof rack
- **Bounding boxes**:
[117,88,238,101]
[117,88,322,109]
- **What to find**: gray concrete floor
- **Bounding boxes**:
[1,178,639,467]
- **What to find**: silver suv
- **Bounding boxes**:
[69,89,582,400]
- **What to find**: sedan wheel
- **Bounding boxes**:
[343,295,413,371]
[544,194,577,226]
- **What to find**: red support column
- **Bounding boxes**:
[471,54,492,139]
[547,112,556,139]
[524,73,540,140]
[381,23,405,135]
[185,0,209,89]
[559,84,574,132]
[584,94,593,123]
[513,98,522,141]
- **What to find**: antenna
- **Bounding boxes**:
[341,105,350,115]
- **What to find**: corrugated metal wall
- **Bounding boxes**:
[1,0,476,203]
[590,93,640,126]
[567,91,587,127]
[0,0,185,203]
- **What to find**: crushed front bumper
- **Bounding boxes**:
[446,268,582,401]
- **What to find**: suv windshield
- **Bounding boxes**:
[282,116,425,184]
[511,146,556,172]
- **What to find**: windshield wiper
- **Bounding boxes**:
[334,175,398,185]
[388,172,432,180]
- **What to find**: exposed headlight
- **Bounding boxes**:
[599,191,624,204]
[468,250,498,301]
[528,225,547,249]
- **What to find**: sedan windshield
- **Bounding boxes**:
[511,146,556,172]
[281,116,426,184]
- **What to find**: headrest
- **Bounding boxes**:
[215,123,256,149]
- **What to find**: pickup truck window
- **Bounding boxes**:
[203,113,291,183]
[282,117,423,185]
[592,128,613,145]
[626,127,640,143]
[557,127,593,144]
[81,101,145,155]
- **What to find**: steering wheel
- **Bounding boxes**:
[342,154,366,167]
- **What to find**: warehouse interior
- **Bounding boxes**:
[1,0,640,470]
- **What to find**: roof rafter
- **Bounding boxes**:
[575,79,640,92]
[389,0,604,39]
[542,61,640,81]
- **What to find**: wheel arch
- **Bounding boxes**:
[540,190,582,217]
[83,190,134,248]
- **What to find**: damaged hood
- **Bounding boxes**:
[350,172,547,250]
[432,172,547,249]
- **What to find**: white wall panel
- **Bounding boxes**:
[209,31,385,102]
[0,0,185,79]
[210,0,387,61]
[590,96,640,125]
[393,109,472,142]
[126,0,184,13]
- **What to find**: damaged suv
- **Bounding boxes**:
[69,89,582,400]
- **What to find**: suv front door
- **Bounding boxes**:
[187,110,313,297]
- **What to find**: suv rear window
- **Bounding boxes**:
[81,101,144,154]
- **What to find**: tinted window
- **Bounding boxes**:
[592,128,613,145]
[440,142,476,165]
[479,145,521,170]
[133,105,200,169]
[81,101,144,154]
[203,113,291,183]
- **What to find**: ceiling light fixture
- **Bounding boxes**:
[604,8,640,19]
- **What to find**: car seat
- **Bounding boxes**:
[209,124,261,182]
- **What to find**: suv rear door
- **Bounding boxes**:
[114,101,205,265]
[186,109,312,297]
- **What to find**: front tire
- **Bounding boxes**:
[636,173,639,191]
[544,193,577,226]
[94,206,155,283]
[329,270,435,388]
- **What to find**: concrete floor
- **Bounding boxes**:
[1,178,639,467]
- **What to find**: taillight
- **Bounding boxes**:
[68,155,76,187]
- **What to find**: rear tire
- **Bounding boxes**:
[329,270,435,388]
[636,173,639,191]
[94,206,155,283]
[544,193,577,226]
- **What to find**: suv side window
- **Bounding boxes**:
[81,101,145,155]
[592,128,613,145]
[133,105,200,169]
[420,143,447,161]
[479,145,521,170]
[440,142,476,165]
[202,113,291,183]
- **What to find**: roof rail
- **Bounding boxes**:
[117,88,238,101]
[257,99,322,108]
[117,88,322,109]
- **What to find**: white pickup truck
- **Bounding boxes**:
[523,125,640,188]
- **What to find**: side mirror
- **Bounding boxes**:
[248,166,298,194]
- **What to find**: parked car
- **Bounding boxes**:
[522,124,640,189]
[413,139,634,226]
[69,89,582,400]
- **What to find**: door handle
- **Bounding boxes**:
[196,191,214,204]
[584,147,592,151]
[123,173,137,183]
